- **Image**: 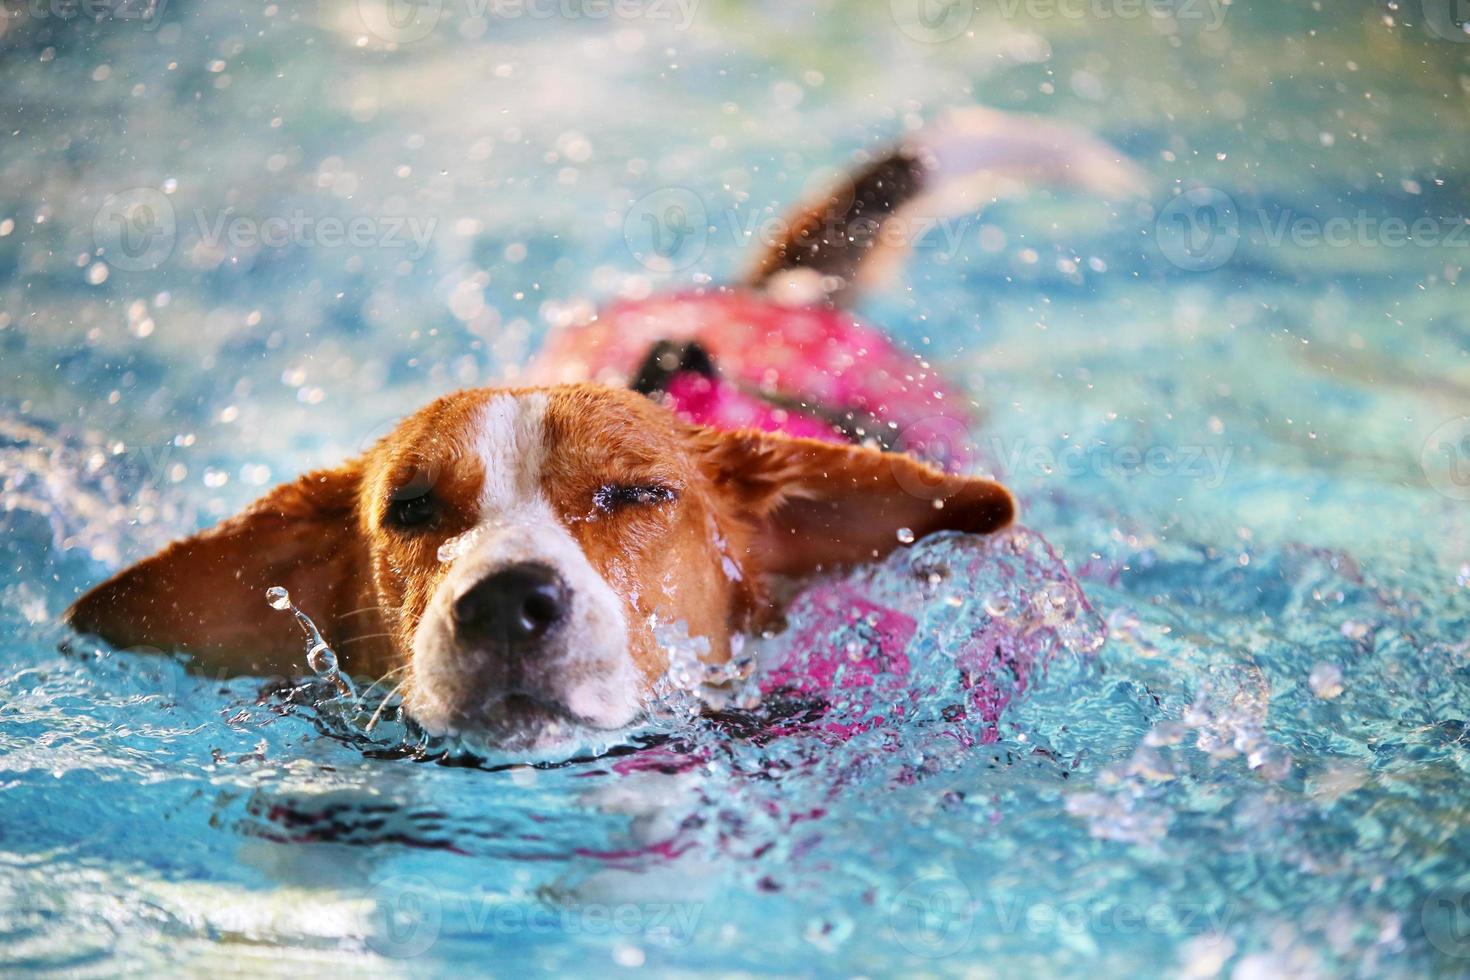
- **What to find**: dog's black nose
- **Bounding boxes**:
[453,562,568,647]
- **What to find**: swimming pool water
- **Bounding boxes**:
[2,0,1469,975]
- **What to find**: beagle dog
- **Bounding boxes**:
[66,109,1139,751]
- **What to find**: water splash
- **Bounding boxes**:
[0,413,194,573]
[264,586,356,699]
[645,618,757,726]
[751,526,1107,739]
[251,526,1104,780]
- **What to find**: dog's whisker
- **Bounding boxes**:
[365,677,410,732]
[335,605,394,619]
[336,631,395,647]
[356,663,411,704]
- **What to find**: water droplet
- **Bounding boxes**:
[896,527,915,544]
[437,527,481,563]
[266,586,291,610]
[613,944,645,968]
[1308,662,1344,700]
[306,641,338,675]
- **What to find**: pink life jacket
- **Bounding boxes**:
[526,288,981,471]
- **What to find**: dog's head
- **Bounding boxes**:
[67,384,1013,750]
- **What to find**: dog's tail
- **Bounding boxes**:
[744,106,1145,306]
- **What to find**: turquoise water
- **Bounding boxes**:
[4,0,1470,975]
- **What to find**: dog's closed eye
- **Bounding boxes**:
[592,483,678,513]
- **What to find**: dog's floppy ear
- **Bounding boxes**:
[65,463,374,675]
[697,429,1015,577]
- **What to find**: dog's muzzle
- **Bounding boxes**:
[406,523,643,748]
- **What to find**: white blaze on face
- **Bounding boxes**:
[475,390,547,514]
[405,393,642,743]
